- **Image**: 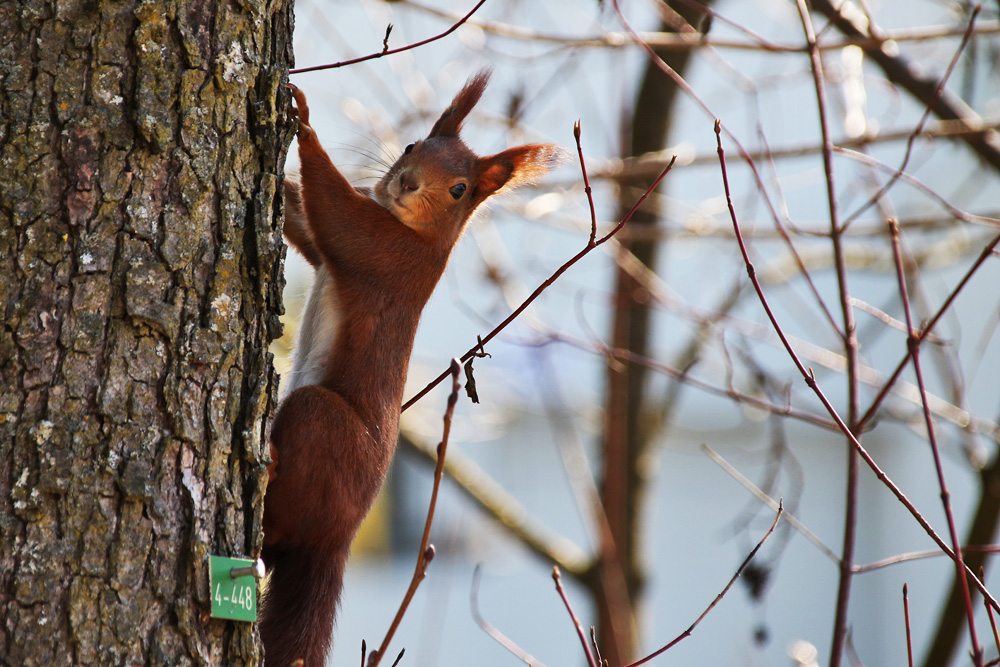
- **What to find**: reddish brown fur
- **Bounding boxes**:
[428,70,488,138]
[260,71,559,667]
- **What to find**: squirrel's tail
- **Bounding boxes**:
[259,544,348,667]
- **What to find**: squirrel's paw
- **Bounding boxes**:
[286,83,313,137]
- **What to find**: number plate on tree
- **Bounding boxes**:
[209,555,261,622]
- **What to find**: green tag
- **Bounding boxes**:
[209,556,261,622]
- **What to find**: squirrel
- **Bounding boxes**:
[259,70,560,667]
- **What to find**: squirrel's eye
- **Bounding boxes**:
[404,143,415,155]
[449,183,467,200]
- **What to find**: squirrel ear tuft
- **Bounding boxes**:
[429,69,492,138]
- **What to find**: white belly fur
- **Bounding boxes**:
[284,265,341,395]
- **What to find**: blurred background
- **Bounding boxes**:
[278,1,1000,665]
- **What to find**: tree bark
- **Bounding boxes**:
[0,0,293,664]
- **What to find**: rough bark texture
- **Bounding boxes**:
[0,0,294,664]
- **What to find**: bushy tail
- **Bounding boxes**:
[259,545,348,667]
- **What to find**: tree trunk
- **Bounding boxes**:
[599,2,712,664]
[0,0,293,664]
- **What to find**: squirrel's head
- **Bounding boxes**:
[374,70,561,244]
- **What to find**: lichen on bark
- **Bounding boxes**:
[0,0,294,663]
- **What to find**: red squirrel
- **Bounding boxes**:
[260,71,560,667]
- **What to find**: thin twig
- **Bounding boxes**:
[986,566,1000,661]
[470,566,545,666]
[715,119,1000,613]
[610,0,845,360]
[552,566,598,667]
[590,626,604,667]
[811,0,1000,173]
[792,2,861,663]
[904,584,914,667]
[854,544,1000,573]
[701,444,839,564]
[841,5,983,229]
[857,231,1000,432]
[622,503,783,667]
[540,332,839,431]
[289,0,488,75]
[888,219,982,666]
[834,146,1000,230]
[369,361,463,667]
[588,241,1000,438]
[574,120,598,246]
[499,210,999,436]
[589,119,1000,184]
[402,152,677,411]
[396,0,1000,52]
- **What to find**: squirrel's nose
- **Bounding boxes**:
[399,170,418,192]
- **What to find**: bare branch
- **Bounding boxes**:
[622,503,783,667]
[610,0,845,347]
[792,1,862,661]
[574,120,598,246]
[904,584,914,667]
[470,566,545,667]
[810,0,1000,173]
[290,0,488,75]
[857,231,1000,432]
[888,219,982,665]
[986,570,1000,663]
[701,444,839,564]
[396,1,1000,52]
[840,5,984,230]
[369,361,462,667]
[597,239,1000,437]
[552,567,598,667]
[402,151,677,411]
[854,545,1000,574]
[716,118,1000,614]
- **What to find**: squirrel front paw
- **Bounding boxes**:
[287,83,313,138]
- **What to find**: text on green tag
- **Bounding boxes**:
[209,555,259,622]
